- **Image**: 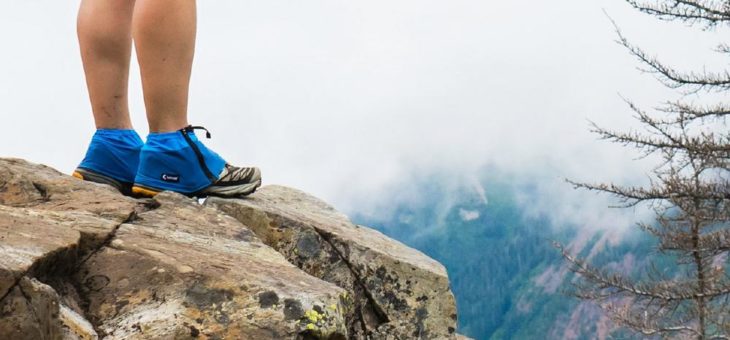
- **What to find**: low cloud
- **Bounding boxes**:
[0,0,722,236]
[459,209,480,222]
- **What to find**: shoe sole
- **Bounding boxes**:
[131,184,162,198]
[198,178,262,197]
[131,179,262,198]
[73,168,132,195]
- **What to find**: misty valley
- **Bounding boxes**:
[351,172,658,340]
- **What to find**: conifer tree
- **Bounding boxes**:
[560,1,730,338]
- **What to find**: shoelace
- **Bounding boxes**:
[219,164,256,183]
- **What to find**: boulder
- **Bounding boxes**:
[0,158,138,304]
[0,159,464,339]
[206,185,458,339]
[78,192,350,339]
[0,158,137,222]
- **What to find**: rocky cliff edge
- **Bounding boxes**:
[0,158,471,340]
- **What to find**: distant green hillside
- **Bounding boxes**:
[349,173,653,340]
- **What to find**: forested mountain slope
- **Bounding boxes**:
[350,172,653,340]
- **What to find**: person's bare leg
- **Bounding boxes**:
[77,0,136,129]
[130,0,261,198]
[132,0,195,133]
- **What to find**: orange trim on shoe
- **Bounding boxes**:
[131,185,161,198]
[72,171,84,180]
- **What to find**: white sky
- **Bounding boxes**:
[1,1,726,227]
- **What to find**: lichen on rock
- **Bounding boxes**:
[206,185,460,339]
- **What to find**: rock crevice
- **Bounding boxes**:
[78,208,139,265]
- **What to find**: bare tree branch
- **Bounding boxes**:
[609,13,730,93]
[626,0,730,26]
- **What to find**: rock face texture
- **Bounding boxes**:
[207,187,458,339]
[0,158,467,340]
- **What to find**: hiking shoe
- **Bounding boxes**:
[197,163,261,197]
[73,129,143,195]
[131,125,261,198]
[73,168,133,195]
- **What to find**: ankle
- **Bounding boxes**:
[147,120,189,133]
[94,121,134,130]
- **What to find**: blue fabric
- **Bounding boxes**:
[78,129,144,184]
[134,130,226,194]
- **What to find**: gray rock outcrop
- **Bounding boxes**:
[0,158,467,340]
[207,186,458,339]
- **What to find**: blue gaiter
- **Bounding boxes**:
[78,129,144,184]
[134,129,226,194]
